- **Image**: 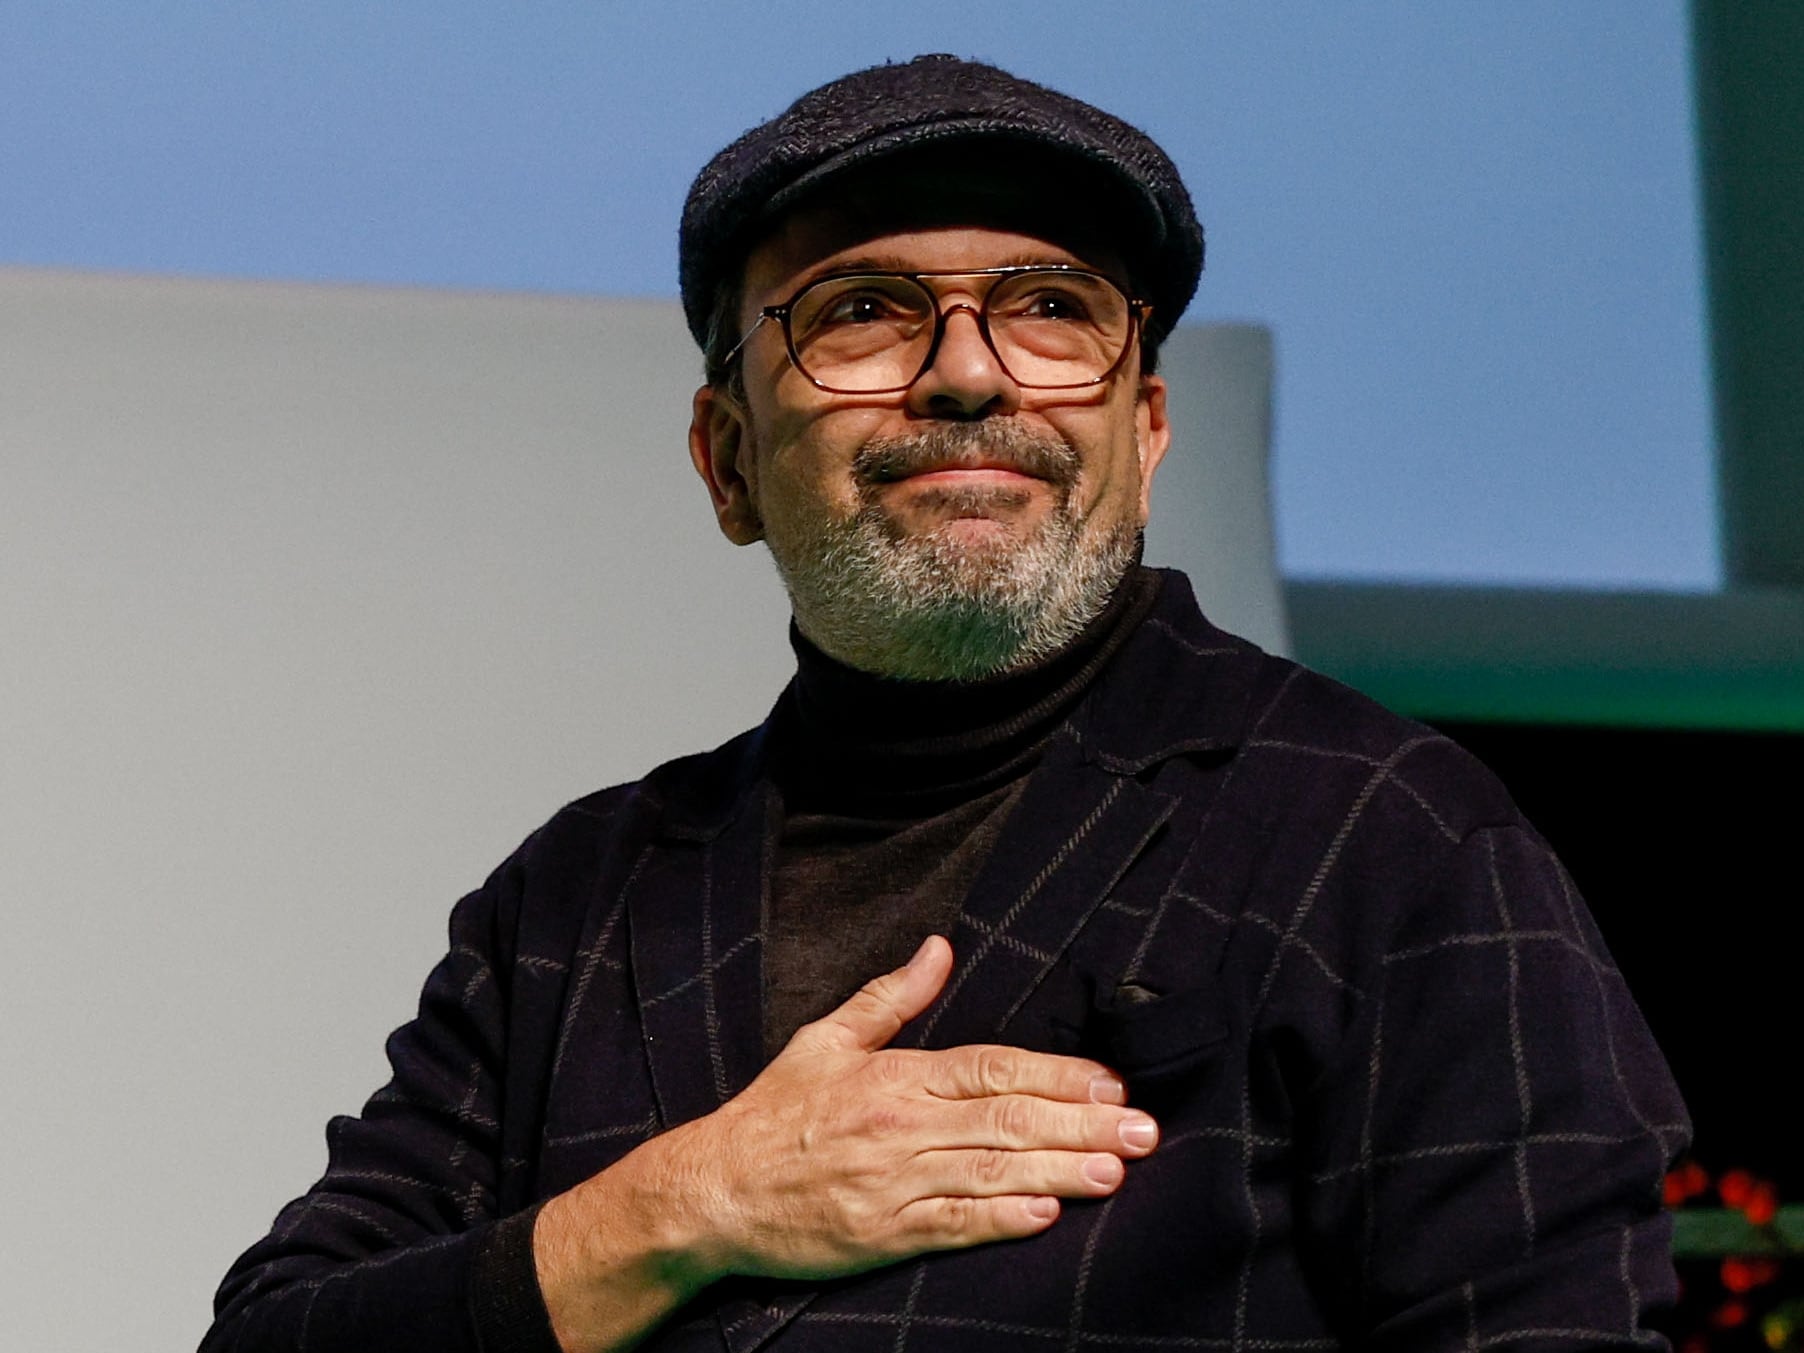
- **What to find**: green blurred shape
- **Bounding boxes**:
[1673,1206,1804,1258]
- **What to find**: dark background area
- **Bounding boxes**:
[1321,4,1804,1207]
[1435,719,1798,1194]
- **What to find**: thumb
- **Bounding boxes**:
[807,935,953,1054]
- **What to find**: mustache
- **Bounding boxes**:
[852,423,1081,488]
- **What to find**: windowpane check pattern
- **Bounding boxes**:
[202,572,1687,1352]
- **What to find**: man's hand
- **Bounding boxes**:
[534,935,1158,1352]
[671,933,1159,1275]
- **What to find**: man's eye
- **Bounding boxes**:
[1016,290,1094,322]
[821,292,899,324]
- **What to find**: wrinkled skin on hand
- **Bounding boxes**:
[534,936,1158,1352]
[672,934,1160,1278]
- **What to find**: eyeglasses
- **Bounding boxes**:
[723,265,1150,394]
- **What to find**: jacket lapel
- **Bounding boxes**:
[628,732,772,1131]
[894,572,1263,1054]
[899,734,1178,1050]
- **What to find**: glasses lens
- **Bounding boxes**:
[788,275,936,391]
[987,271,1132,387]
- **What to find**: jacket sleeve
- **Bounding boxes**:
[1300,822,1690,1348]
[199,851,563,1353]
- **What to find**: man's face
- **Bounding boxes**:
[688,207,1170,680]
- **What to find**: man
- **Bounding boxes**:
[204,56,1688,1352]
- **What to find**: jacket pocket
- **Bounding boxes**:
[1049,977,1232,1089]
[1090,980,1231,1083]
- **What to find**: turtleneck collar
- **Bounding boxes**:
[772,565,1163,817]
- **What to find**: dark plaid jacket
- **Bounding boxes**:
[204,571,1688,1352]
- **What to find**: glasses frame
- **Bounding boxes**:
[721,264,1151,395]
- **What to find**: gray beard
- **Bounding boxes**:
[764,423,1140,681]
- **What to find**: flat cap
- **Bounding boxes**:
[680,54,1204,357]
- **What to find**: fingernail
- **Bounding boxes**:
[1089,1074,1126,1105]
[1026,1196,1059,1222]
[904,937,934,972]
[1118,1113,1158,1152]
[1084,1154,1124,1187]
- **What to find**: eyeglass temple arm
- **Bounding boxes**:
[719,307,788,372]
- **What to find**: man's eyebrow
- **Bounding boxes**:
[813,253,916,275]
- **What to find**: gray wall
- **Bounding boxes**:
[0,267,1279,1349]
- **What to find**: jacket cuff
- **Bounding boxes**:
[470,1201,564,1353]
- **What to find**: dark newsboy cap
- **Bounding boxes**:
[679,54,1204,358]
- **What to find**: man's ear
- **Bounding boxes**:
[688,384,764,545]
[1134,374,1172,524]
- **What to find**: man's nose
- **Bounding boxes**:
[905,304,1022,419]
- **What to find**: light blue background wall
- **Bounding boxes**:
[1,0,1714,589]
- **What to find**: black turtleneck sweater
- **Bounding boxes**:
[761,567,1163,1057]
